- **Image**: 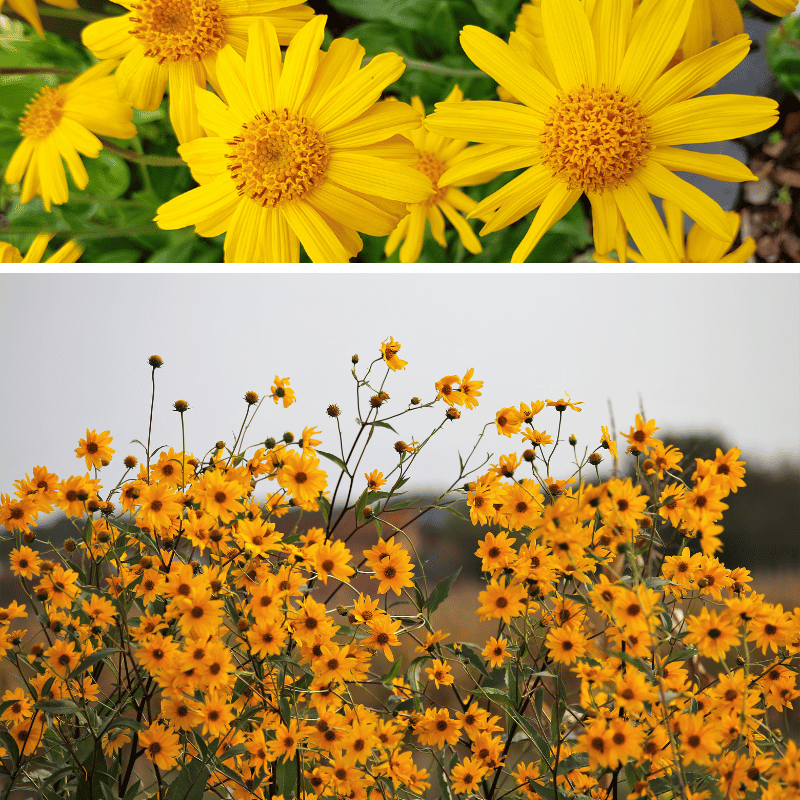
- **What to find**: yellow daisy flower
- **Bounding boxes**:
[155,17,433,261]
[81,0,313,143]
[0,0,78,38]
[425,0,778,263]
[5,60,136,212]
[384,86,497,262]
[0,233,82,263]
[594,199,756,262]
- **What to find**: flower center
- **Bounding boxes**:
[413,151,447,205]
[540,86,651,193]
[129,0,225,63]
[19,87,66,141]
[227,110,329,208]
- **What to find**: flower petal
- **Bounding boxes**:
[325,101,421,148]
[276,15,325,110]
[299,36,365,119]
[541,0,596,91]
[81,13,136,59]
[216,44,259,121]
[281,198,352,262]
[244,18,281,111]
[399,204,427,263]
[305,180,403,237]
[426,101,544,146]
[326,151,434,203]
[5,137,35,185]
[224,195,264,262]
[263,207,299,262]
[611,177,680,262]
[168,59,206,144]
[115,45,168,111]
[195,86,241,138]
[512,181,582,262]
[156,172,240,231]
[649,146,756,182]
[440,199,481,254]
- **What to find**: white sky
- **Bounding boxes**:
[1,273,798,503]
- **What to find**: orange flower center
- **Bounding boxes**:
[19,87,66,141]
[227,110,329,208]
[128,0,226,63]
[413,151,447,205]
[540,87,651,192]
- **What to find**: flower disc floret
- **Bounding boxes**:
[541,87,651,193]
[18,87,66,141]
[413,151,448,205]
[227,110,330,208]
[129,0,226,63]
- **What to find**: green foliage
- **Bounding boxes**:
[767,16,800,95]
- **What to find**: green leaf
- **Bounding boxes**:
[317,449,350,474]
[69,648,121,680]
[472,0,523,31]
[456,643,491,679]
[768,17,800,94]
[381,656,403,684]
[83,150,130,200]
[425,567,461,614]
[342,21,416,59]
[329,0,432,28]
[275,756,298,797]
[164,755,210,800]
[317,495,331,525]
[35,699,82,715]
[370,419,398,434]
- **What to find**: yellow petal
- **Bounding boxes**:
[310,52,405,133]
[22,233,53,263]
[586,188,618,256]
[178,136,229,184]
[440,144,539,188]
[712,0,745,40]
[618,0,693,101]
[459,25,557,116]
[305,180,402,237]
[5,137,35,186]
[439,199,481,254]
[56,117,102,157]
[281,199,352,262]
[512,182,581,262]
[398,204,426,263]
[638,159,732,243]
[115,45,168,111]
[52,125,89,189]
[471,163,555,233]
[263,207,299,262]
[611,178,680,262]
[649,147,756,182]
[156,173,240,230]
[426,101,544,146]
[45,240,83,263]
[641,35,751,117]
[427,203,446,248]
[169,59,206,144]
[345,135,418,165]
[299,36,365,119]
[326,151,433,203]
[245,18,281,111]
[662,198,687,260]
[326,101,421,149]
[195,86,241,139]
[384,213,409,257]
[541,0,596,91]
[7,0,44,36]
[649,94,779,146]
[224,196,264,262]
[276,15,325,111]
[216,44,259,121]
[591,0,632,89]
[81,14,136,60]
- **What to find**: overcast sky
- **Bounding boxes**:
[1,273,798,506]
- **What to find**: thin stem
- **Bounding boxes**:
[99,138,184,167]
[364,53,485,77]
[1,66,79,76]
[131,136,154,194]
[33,5,105,22]
[146,366,156,483]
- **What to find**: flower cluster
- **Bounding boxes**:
[1,341,799,800]
[2,0,791,262]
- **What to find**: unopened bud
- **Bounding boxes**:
[173,400,189,412]
[148,355,164,368]
[327,404,341,417]
[244,391,259,405]
[569,434,577,446]
[64,539,76,553]
[588,453,602,465]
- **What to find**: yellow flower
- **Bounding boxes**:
[381,337,408,371]
[424,0,778,262]
[81,0,313,143]
[155,17,433,261]
[595,200,756,262]
[5,61,136,212]
[385,86,497,262]
[0,231,81,264]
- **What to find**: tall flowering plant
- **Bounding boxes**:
[1,343,799,800]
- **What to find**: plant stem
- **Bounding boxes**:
[35,5,106,22]
[1,66,79,76]
[0,224,161,239]
[364,53,485,77]
[99,138,184,168]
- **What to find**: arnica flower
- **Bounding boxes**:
[594,199,756,262]
[0,233,82,263]
[384,86,496,263]
[425,0,778,263]
[0,0,78,38]
[5,60,136,212]
[82,0,313,143]
[155,17,433,262]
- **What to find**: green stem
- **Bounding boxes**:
[99,138,184,168]
[34,5,105,22]
[365,53,485,78]
[0,224,160,240]
[130,136,154,194]
[0,67,79,76]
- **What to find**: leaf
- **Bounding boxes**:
[457,643,491,680]
[35,699,82,715]
[329,0,432,28]
[424,567,461,614]
[317,449,350,474]
[164,756,211,800]
[275,756,297,798]
[317,495,331,525]
[556,752,590,775]
[83,150,130,200]
[69,648,121,680]
[381,657,403,684]
[342,21,416,59]
[370,419,398,433]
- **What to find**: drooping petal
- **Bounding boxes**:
[384,213,409,258]
[4,137,35,185]
[427,203,446,248]
[649,147,756,182]
[440,144,539,188]
[156,172,240,231]
[304,180,403,237]
[22,234,53,263]
[114,45,169,111]
[662,198,687,260]
[439,199,481,254]
[541,0,596,91]
[37,137,69,210]
[263,207,299,262]
[178,136,230,184]
[398,204,427,263]
[52,125,89,189]
[56,117,102,157]
[587,188,618,256]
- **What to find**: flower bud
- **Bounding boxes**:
[173,400,189,412]
[244,391,259,405]
[446,407,461,420]
[148,355,164,368]
[237,618,249,631]
[410,397,420,405]
[64,539,76,552]
[283,431,294,444]
[264,437,276,449]
[370,395,383,408]
[336,605,348,617]
[569,434,577,446]
[23,531,35,543]
[140,555,153,569]
[588,453,602,465]
[522,449,535,462]
[362,507,373,518]
[124,455,138,468]
[327,404,341,417]
[351,354,359,364]
[216,441,226,451]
